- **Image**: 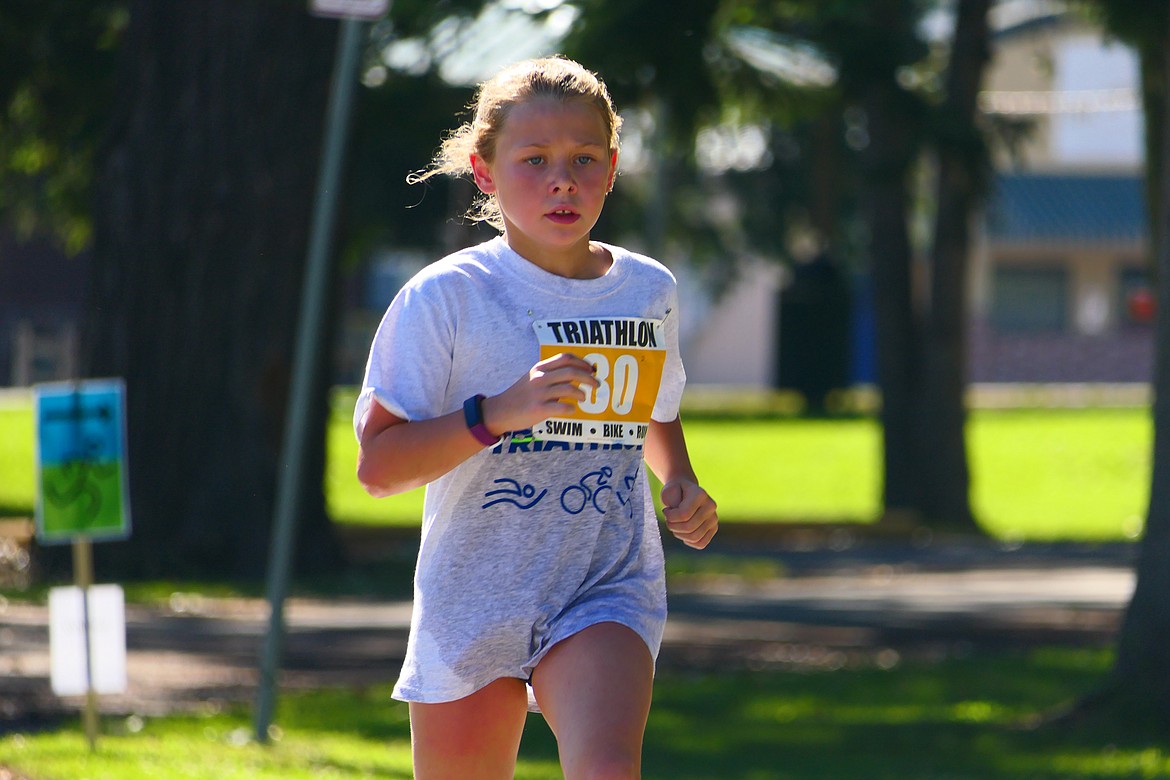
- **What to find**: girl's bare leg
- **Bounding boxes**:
[408,677,528,780]
[531,622,655,780]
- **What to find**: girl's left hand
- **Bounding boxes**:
[660,480,719,550]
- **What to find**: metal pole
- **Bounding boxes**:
[73,538,99,752]
[254,16,364,743]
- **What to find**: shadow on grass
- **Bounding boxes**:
[260,648,1169,779]
[640,648,1167,780]
[276,686,411,742]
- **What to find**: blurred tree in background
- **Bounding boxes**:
[1080,0,1170,732]
[83,0,344,577]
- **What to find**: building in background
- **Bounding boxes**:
[678,2,1152,391]
[970,4,1151,382]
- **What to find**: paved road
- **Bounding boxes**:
[662,538,1133,671]
[0,538,1137,728]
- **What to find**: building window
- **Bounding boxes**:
[1119,266,1154,326]
[991,266,1068,332]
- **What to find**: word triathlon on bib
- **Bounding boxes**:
[532,316,667,446]
[541,318,659,349]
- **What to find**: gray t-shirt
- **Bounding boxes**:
[354,237,686,703]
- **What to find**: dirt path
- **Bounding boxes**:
[0,538,1136,731]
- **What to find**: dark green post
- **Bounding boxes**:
[254,15,364,743]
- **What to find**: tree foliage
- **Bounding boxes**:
[0,0,124,252]
[565,0,722,141]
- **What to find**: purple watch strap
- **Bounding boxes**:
[463,394,498,446]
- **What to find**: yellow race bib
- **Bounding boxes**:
[532,317,666,445]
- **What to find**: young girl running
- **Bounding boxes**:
[354,55,718,779]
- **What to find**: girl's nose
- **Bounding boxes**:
[549,163,577,193]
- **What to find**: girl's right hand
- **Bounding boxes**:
[483,352,599,436]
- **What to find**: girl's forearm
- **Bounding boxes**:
[358,355,599,497]
[357,409,491,497]
[643,416,698,485]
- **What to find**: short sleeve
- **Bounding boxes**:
[353,279,454,441]
[651,283,686,422]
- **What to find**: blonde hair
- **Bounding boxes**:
[408,56,622,232]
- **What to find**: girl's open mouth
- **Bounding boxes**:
[546,208,580,224]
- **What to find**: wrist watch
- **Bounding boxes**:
[463,394,500,446]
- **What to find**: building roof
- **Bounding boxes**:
[985,172,1147,244]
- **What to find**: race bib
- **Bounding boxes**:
[532,317,666,445]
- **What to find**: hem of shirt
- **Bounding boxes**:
[353,387,412,440]
[522,609,665,679]
[390,612,665,706]
[391,672,528,705]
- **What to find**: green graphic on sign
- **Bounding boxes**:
[35,380,131,544]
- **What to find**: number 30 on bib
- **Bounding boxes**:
[532,317,667,445]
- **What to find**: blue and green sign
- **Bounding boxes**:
[35,380,131,544]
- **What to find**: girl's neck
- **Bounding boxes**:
[503,233,613,280]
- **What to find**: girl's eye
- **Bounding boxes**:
[525,156,544,166]
[575,155,595,165]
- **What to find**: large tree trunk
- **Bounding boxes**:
[916,0,991,531]
[81,0,345,578]
[854,36,924,520]
[863,128,921,518]
[1108,10,1170,726]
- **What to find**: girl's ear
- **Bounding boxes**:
[470,154,496,194]
[607,150,618,192]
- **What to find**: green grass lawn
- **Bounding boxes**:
[2,390,1153,540]
[0,394,35,515]
[969,408,1150,541]
[328,394,1151,541]
[3,648,1167,779]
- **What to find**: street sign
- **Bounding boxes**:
[309,0,387,20]
[34,380,131,544]
[49,585,127,696]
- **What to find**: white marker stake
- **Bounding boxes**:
[49,580,126,750]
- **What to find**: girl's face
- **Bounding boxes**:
[471,97,617,273]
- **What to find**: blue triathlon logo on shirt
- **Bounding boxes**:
[480,464,640,518]
[481,478,548,510]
